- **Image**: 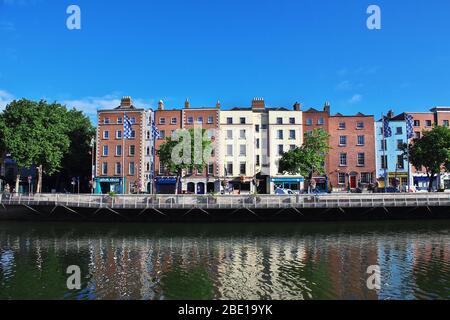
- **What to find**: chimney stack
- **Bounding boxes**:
[158,100,164,111]
[387,109,394,119]
[216,100,221,109]
[185,99,190,109]
[121,96,132,108]
[324,101,331,114]
[251,97,265,109]
[293,102,301,111]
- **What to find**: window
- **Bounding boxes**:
[306,118,313,126]
[256,139,260,149]
[146,162,150,172]
[361,173,372,184]
[159,130,166,139]
[289,130,296,140]
[129,162,135,175]
[356,122,364,129]
[146,147,150,156]
[277,117,283,125]
[159,163,165,175]
[227,145,233,156]
[226,163,233,176]
[146,130,150,140]
[239,145,246,156]
[397,155,404,169]
[339,153,347,166]
[256,155,260,166]
[278,145,284,156]
[415,132,421,139]
[444,120,449,127]
[187,117,193,124]
[240,163,246,175]
[240,117,246,124]
[197,167,203,175]
[357,153,365,166]
[290,145,296,150]
[171,117,177,125]
[115,162,122,175]
[103,131,109,139]
[102,162,108,175]
[116,130,122,139]
[103,117,110,124]
[338,122,346,130]
[130,130,136,139]
[255,125,260,132]
[277,130,284,139]
[130,117,136,124]
[208,116,214,124]
[261,124,268,130]
[208,163,214,175]
[240,130,246,139]
[197,117,203,124]
[117,117,123,124]
[227,117,233,124]
[129,145,135,156]
[102,145,109,156]
[425,120,432,127]
[207,129,214,139]
[357,135,365,146]
[289,118,296,124]
[227,130,233,140]
[414,120,420,127]
[318,117,324,125]
[339,136,347,146]
[396,127,403,135]
[397,139,403,150]
[338,173,346,185]
[381,155,388,169]
[116,145,122,156]
[159,117,166,125]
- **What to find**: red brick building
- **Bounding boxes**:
[181,99,220,194]
[95,97,146,194]
[304,104,376,191]
[154,100,183,194]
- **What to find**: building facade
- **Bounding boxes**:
[327,112,376,191]
[95,97,146,194]
[218,98,304,194]
[375,111,409,191]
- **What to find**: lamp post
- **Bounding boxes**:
[90,138,95,194]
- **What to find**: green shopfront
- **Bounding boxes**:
[94,177,126,194]
[271,177,304,193]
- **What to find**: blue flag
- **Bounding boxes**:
[124,114,133,139]
[406,114,415,139]
[383,117,392,138]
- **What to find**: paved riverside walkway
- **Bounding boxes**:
[1,193,450,222]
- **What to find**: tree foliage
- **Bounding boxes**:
[402,125,450,192]
[279,128,330,177]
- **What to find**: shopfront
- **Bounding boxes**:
[155,177,178,194]
[94,177,125,194]
[271,177,304,194]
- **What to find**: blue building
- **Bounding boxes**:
[375,112,409,191]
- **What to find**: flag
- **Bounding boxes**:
[383,117,392,138]
[406,114,415,139]
[124,114,133,139]
[151,120,160,139]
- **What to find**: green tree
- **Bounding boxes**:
[157,128,213,194]
[48,108,95,192]
[401,125,450,192]
[279,128,330,190]
[0,99,70,193]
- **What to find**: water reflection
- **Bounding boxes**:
[0,221,449,300]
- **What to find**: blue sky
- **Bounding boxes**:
[1,0,450,122]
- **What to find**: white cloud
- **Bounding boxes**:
[0,21,15,32]
[0,89,14,110]
[335,80,353,91]
[348,94,363,104]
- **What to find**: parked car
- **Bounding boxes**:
[274,188,296,195]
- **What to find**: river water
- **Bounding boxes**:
[0,221,449,300]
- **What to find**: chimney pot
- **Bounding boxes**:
[158,100,164,110]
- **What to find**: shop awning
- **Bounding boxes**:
[271,178,304,183]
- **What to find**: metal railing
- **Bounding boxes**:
[1,193,450,210]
